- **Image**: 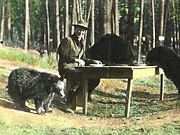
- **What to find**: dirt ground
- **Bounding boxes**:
[0,59,180,130]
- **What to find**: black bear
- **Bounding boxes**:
[7,67,65,114]
[86,34,134,65]
[146,46,180,96]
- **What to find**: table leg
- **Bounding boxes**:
[125,79,133,118]
[82,77,88,115]
[160,73,164,101]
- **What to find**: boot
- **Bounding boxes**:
[65,90,77,113]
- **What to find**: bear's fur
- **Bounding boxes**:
[7,67,65,114]
[86,34,134,65]
[146,46,180,96]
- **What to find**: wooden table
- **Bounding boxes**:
[75,65,164,117]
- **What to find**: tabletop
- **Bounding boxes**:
[75,65,162,79]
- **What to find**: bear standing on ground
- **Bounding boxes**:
[7,67,65,114]
[146,46,180,97]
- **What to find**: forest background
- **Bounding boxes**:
[0,0,179,62]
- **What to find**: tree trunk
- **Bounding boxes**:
[137,0,144,64]
[45,0,50,55]
[151,0,156,48]
[5,0,12,43]
[90,0,95,45]
[86,0,95,46]
[76,0,82,20]
[163,0,169,44]
[64,0,69,37]
[172,0,180,52]
[28,0,32,48]
[71,0,77,34]
[159,0,165,46]
[127,0,135,45]
[0,0,5,43]
[24,0,30,52]
[177,0,180,52]
[99,0,112,36]
[56,0,60,46]
[113,0,119,35]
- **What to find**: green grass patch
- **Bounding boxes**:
[161,121,180,135]
[0,47,57,70]
[88,89,126,117]
[0,121,46,135]
[0,67,11,77]
[134,76,160,87]
[88,85,179,118]
[0,68,10,100]
[131,100,180,117]
[0,119,180,135]
[88,96,180,118]
[0,90,11,100]
[134,76,176,90]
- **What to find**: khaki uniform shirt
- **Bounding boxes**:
[57,34,93,78]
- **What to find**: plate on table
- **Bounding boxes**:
[89,64,104,67]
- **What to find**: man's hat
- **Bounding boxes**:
[72,19,89,30]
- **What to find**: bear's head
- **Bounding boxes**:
[41,73,65,98]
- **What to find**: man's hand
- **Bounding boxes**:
[93,60,102,65]
[75,58,85,66]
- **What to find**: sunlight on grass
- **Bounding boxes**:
[0,68,11,77]
[0,68,10,93]
[88,78,179,118]
[0,119,179,135]
[0,47,57,70]
[134,76,176,90]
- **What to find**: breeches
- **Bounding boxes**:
[61,67,100,106]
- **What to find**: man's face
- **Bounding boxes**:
[74,27,86,41]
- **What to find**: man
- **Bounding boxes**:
[57,19,101,113]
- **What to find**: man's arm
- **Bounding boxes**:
[57,38,76,63]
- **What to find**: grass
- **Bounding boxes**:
[0,68,11,77]
[0,122,42,135]
[0,46,180,134]
[88,85,179,118]
[0,119,180,135]
[135,76,177,90]
[0,47,57,70]
[0,122,123,135]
